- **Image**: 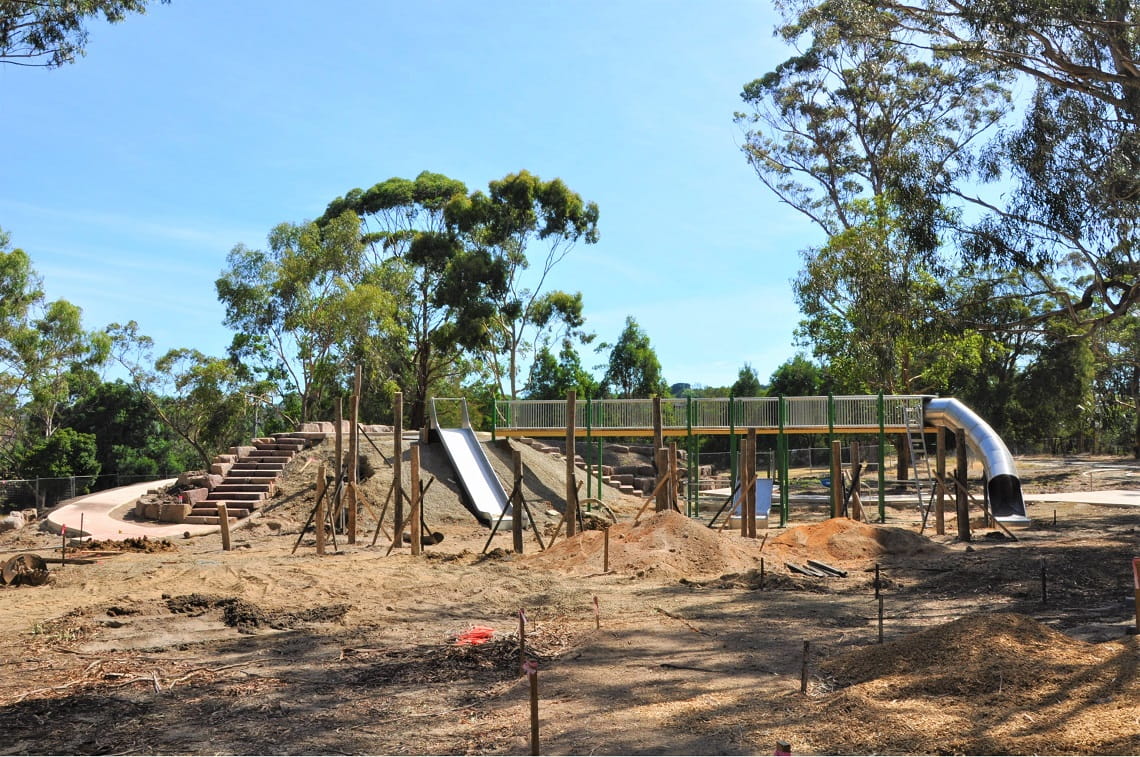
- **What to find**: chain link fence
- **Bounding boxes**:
[0,473,175,513]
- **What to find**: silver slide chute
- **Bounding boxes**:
[923,397,1029,523]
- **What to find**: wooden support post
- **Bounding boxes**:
[935,427,947,536]
[511,450,524,554]
[392,392,404,550]
[652,396,664,461]
[849,442,862,521]
[566,390,577,537]
[747,429,758,538]
[603,526,610,572]
[655,446,670,513]
[830,440,843,519]
[956,430,970,542]
[315,463,327,556]
[668,442,679,512]
[217,503,231,551]
[348,368,361,543]
[410,445,422,556]
[526,661,540,756]
[335,397,344,529]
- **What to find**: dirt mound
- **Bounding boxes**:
[523,510,760,579]
[83,537,176,553]
[822,612,1111,696]
[770,517,944,564]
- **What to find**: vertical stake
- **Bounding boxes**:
[593,595,600,629]
[878,596,884,644]
[315,463,326,556]
[60,525,66,568]
[512,450,524,554]
[874,563,880,598]
[518,608,527,673]
[566,390,577,537]
[525,660,540,756]
[217,503,231,551]
[800,640,810,694]
[392,392,404,551]
[79,514,84,543]
[410,446,422,556]
[603,526,610,573]
[760,557,765,590]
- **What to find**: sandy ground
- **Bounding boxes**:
[0,444,1138,755]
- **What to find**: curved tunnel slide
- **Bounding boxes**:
[923,397,1030,524]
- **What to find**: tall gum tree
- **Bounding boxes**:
[320,171,507,430]
[448,170,599,400]
[736,0,1010,395]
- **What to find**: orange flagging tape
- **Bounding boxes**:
[455,626,495,645]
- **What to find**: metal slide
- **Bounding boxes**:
[923,397,1030,524]
[429,398,512,526]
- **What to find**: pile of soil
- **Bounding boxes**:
[769,517,946,565]
[83,537,176,553]
[523,510,761,579]
[798,612,1140,755]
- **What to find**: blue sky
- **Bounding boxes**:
[1,0,818,390]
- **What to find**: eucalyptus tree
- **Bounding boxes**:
[602,317,667,399]
[217,210,397,423]
[850,1,1140,329]
[320,171,506,429]
[449,170,600,400]
[736,1,1010,394]
[0,0,167,68]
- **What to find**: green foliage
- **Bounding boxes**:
[730,363,764,398]
[768,355,828,397]
[449,170,600,399]
[217,211,398,422]
[0,0,167,68]
[523,342,599,400]
[21,427,99,479]
[65,380,178,476]
[601,317,667,399]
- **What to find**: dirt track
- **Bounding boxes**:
[0,444,1138,755]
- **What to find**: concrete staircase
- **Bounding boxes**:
[516,437,647,497]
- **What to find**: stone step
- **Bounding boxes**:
[206,491,265,502]
[619,484,635,495]
[182,515,239,525]
[202,497,263,511]
[222,474,279,484]
[213,483,273,494]
[253,441,304,453]
[229,462,285,472]
[244,452,292,463]
[190,507,251,519]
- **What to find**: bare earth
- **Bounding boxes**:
[1,442,1138,756]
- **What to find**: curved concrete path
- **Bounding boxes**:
[44,479,225,540]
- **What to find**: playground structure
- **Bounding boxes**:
[477,393,1029,528]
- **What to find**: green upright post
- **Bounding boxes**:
[729,395,738,497]
[586,397,592,502]
[686,396,694,516]
[491,395,497,441]
[827,393,835,448]
[877,392,887,523]
[597,437,603,502]
[778,395,789,527]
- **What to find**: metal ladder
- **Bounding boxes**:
[903,405,935,530]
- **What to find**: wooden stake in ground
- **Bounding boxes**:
[518,609,527,673]
[348,367,361,544]
[315,463,327,556]
[800,640,810,694]
[668,442,680,512]
[565,389,577,537]
[410,445,422,556]
[656,446,670,513]
[603,526,610,573]
[217,503,231,551]
[335,397,344,530]
[830,440,843,519]
[392,392,404,551]
[746,429,758,537]
[524,659,540,756]
[849,442,863,521]
[511,450,524,554]
[593,595,600,629]
[955,430,970,542]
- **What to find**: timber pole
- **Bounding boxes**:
[392,392,404,550]
[565,390,577,537]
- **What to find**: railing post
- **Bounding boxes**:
[778,396,789,526]
[491,394,497,441]
[878,392,887,523]
[729,394,738,495]
[827,393,835,450]
[586,397,592,504]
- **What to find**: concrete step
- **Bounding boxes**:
[245,452,292,463]
[254,440,304,451]
[229,462,285,472]
[221,474,279,484]
[202,498,263,511]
